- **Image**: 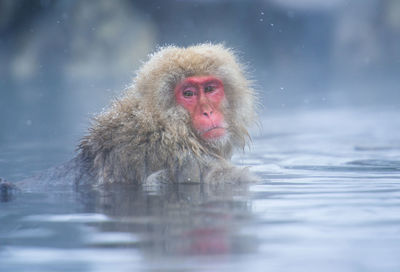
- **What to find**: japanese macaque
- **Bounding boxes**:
[76,43,257,185]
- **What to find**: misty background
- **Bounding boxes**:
[0,0,399,155]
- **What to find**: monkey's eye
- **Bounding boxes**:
[204,86,215,93]
[183,90,194,97]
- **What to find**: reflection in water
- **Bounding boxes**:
[78,182,254,256]
[0,182,255,271]
[2,182,256,259]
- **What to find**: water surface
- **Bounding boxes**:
[1,108,400,272]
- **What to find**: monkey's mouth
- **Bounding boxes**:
[201,126,226,140]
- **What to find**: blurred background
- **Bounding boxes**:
[0,0,399,149]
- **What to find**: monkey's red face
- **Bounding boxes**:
[175,76,226,140]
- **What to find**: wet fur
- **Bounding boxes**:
[77,44,257,185]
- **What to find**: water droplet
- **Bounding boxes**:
[261,11,264,15]
[270,23,274,27]
[260,18,264,22]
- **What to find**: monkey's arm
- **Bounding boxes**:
[145,155,258,185]
[147,155,203,184]
[203,160,260,184]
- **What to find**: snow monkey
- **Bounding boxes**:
[0,44,257,194]
[76,43,257,185]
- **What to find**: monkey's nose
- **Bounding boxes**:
[203,110,213,117]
